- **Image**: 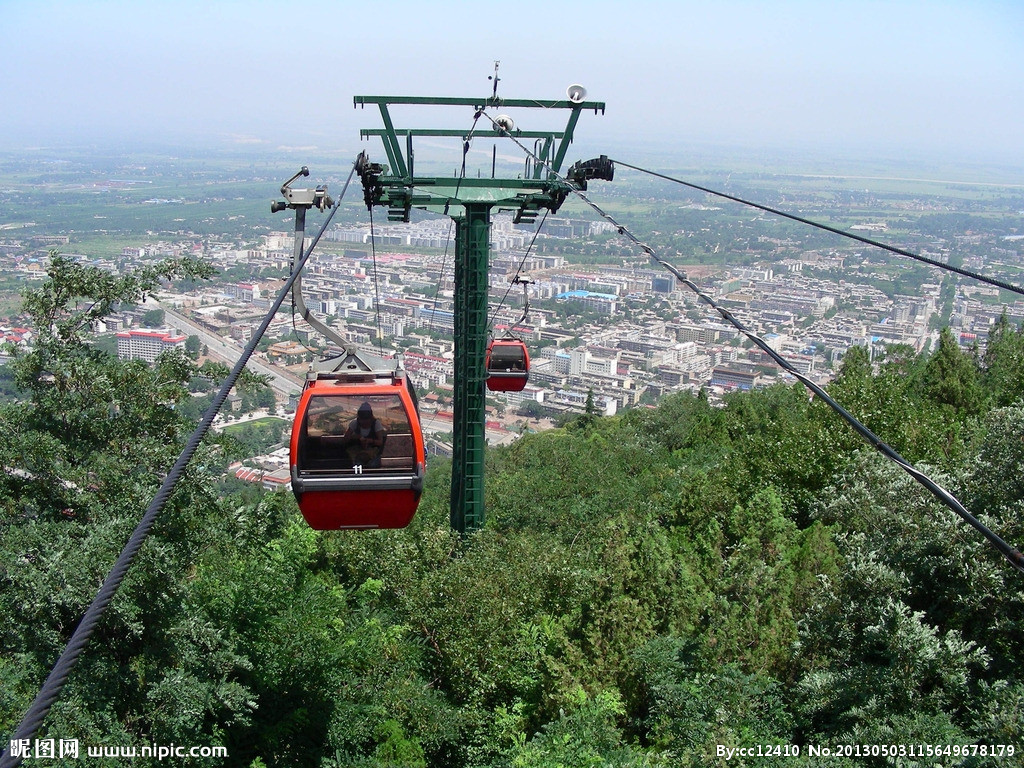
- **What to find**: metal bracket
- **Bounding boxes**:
[566,155,615,191]
[508,276,533,335]
[271,166,333,213]
[271,168,349,352]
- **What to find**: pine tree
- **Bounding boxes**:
[922,327,984,415]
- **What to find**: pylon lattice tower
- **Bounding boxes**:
[354,90,605,532]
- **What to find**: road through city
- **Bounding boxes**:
[158,303,306,397]
[157,302,520,447]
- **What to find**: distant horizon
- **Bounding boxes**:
[3,1,1023,175]
[4,128,1022,189]
[6,90,1024,175]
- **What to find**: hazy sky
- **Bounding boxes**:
[2,0,1022,167]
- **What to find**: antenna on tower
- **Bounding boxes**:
[489,60,501,99]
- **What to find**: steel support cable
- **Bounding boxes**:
[609,159,1024,299]
[428,221,455,336]
[576,186,1024,576]
[478,112,1024,575]
[0,162,358,768]
[419,110,483,436]
[654,258,1024,575]
[428,110,482,334]
[487,209,548,333]
[368,204,385,355]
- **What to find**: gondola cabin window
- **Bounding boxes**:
[488,343,526,372]
[297,393,415,475]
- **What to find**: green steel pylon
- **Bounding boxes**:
[354,91,605,533]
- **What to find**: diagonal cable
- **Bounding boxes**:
[610,159,1024,298]
[488,209,547,333]
[368,204,385,355]
[429,109,483,335]
[479,111,1024,576]
[0,161,358,768]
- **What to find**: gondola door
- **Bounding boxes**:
[290,376,425,529]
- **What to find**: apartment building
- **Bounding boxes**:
[116,329,187,362]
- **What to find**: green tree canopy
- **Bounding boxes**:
[4,254,1024,767]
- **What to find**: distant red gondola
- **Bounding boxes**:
[289,361,425,530]
[486,339,530,392]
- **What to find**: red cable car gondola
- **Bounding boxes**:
[485,338,530,392]
[486,276,533,392]
[289,352,425,530]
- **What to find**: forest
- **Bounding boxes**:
[2,256,1024,767]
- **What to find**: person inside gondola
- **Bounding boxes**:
[489,343,526,372]
[493,355,524,372]
[343,401,386,469]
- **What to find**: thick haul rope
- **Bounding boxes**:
[479,109,1024,576]
[0,162,357,768]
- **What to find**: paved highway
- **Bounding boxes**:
[156,301,520,445]
[156,303,306,397]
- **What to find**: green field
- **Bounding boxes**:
[1,142,1020,287]
[221,416,288,434]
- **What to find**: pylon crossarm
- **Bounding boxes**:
[361,128,568,140]
[374,103,408,178]
[366,176,574,220]
[354,95,605,111]
[354,94,604,180]
[549,106,585,177]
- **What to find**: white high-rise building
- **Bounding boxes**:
[116,329,187,362]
